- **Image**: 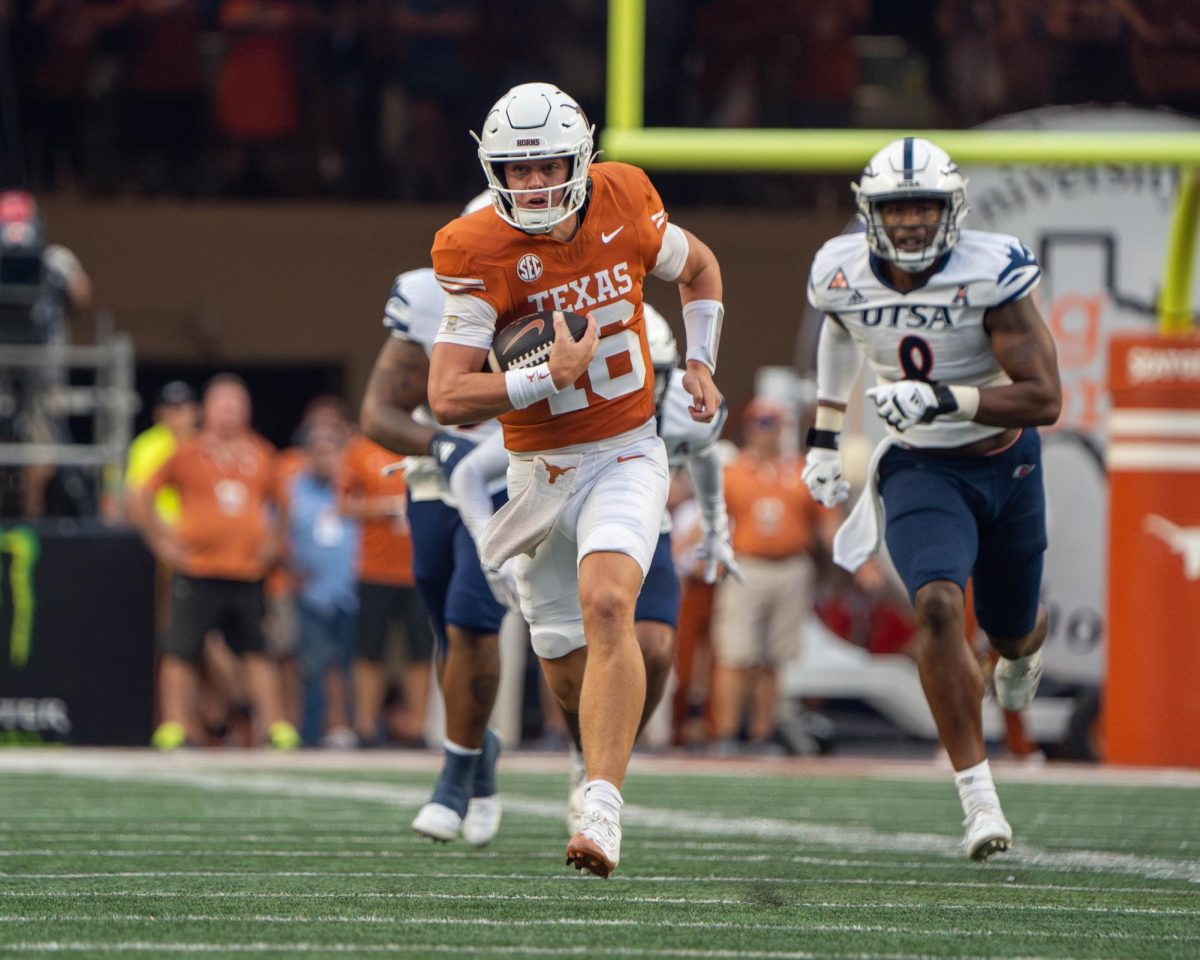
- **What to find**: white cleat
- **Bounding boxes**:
[963,800,1013,861]
[566,806,622,878]
[566,765,587,835]
[461,795,502,847]
[411,802,462,842]
[994,647,1045,711]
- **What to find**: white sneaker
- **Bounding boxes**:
[994,647,1045,711]
[566,765,587,835]
[566,806,622,878]
[461,795,502,846]
[411,802,462,842]
[962,800,1013,861]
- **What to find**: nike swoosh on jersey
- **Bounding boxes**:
[601,226,625,244]
[616,453,645,463]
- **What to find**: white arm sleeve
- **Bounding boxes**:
[434,293,498,350]
[685,442,729,534]
[650,223,689,282]
[816,317,863,406]
[447,429,510,547]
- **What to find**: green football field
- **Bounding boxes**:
[0,751,1197,959]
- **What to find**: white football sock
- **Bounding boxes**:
[583,779,623,819]
[955,759,1000,812]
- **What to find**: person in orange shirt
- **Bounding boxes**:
[133,374,298,750]
[340,433,434,746]
[427,82,725,878]
[710,399,839,755]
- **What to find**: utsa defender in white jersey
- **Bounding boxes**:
[803,138,1061,862]
[360,216,508,849]
[447,305,739,833]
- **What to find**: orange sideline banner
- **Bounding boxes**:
[1105,335,1200,767]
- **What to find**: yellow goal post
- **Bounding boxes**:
[602,0,1199,335]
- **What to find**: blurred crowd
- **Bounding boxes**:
[2,0,1197,201]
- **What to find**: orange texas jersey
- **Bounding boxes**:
[432,162,670,452]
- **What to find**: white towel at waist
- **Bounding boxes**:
[479,452,582,571]
[832,437,895,573]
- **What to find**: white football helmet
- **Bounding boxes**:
[472,82,595,235]
[644,302,678,408]
[853,137,968,274]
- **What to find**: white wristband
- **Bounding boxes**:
[814,405,845,432]
[947,385,981,421]
[682,299,724,373]
[505,363,560,410]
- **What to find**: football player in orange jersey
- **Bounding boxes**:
[427,83,725,878]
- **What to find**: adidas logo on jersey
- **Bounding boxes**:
[847,290,867,305]
[953,285,970,306]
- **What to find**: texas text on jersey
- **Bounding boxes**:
[432,162,672,451]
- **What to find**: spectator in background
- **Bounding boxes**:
[339,430,433,747]
[268,395,354,727]
[133,373,299,750]
[375,0,484,199]
[281,418,359,747]
[125,381,198,527]
[214,0,310,195]
[0,190,92,518]
[122,0,208,195]
[125,380,251,745]
[1118,0,1200,115]
[125,380,197,642]
[709,399,839,756]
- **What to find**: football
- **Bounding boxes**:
[493,310,589,371]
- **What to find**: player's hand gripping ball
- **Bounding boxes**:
[493,310,590,371]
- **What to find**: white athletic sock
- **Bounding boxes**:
[955,759,1000,813]
[444,738,483,756]
[583,779,623,819]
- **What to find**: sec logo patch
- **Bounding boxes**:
[517,254,543,283]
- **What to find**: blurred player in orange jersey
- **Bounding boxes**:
[339,432,434,746]
[426,82,725,878]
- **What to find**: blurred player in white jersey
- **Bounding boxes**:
[447,305,740,831]
[359,199,509,846]
[804,137,1061,861]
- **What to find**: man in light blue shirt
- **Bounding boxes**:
[283,421,360,746]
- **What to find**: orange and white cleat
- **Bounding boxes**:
[566,807,621,878]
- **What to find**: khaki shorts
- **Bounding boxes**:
[711,554,815,668]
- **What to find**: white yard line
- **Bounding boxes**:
[0,915,1197,944]
[2,891,1197,916]
[1,762,1197,883]
[0,942,1075,960]
[2,747,1200,788]
[2,870,1197,897]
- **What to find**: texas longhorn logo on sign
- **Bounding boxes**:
[1143,515,1200,581]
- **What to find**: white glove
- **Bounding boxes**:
[696,521,743,584]
[483,557,521,613]
[866,379,940,432]
[802,447,849,508]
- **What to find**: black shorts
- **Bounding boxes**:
[356,581,435,663]
[164,575,266,664]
